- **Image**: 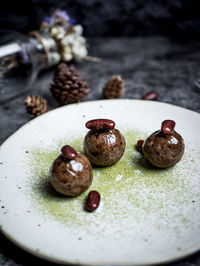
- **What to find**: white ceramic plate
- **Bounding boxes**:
[0,99,200,265]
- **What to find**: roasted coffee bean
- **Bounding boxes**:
[61,145,77,160]
[86,119,115,130]
[85,190,100,212]
[136,140,144,153]
[161,120,176,135]
[142,91,159,100]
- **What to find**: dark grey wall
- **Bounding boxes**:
[0,0,200,38]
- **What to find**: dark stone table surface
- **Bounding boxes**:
[0,37,200,265]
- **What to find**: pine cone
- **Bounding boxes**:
[51,63,90,105]
[103,75,125,99]
[25,95,48,117]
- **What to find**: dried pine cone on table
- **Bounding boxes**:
[51,63,90,105]
[25,95,48,117]
[103,75,125,99]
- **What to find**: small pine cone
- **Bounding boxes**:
[25,95,48,117]
[51,63,90,105]
[103,75,125,99]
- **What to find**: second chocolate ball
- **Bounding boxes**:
[83,119,126,166]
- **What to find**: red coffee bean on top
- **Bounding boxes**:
[142,91,159,100]
[61,145,77,160]
[86,119,115,130]
[85,190,100,212]
[136,140,144,153]
[161,120,176,135]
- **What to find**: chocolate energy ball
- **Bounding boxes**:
[142,120,184,168]
[83,119,126,166]
[50,145,93,196]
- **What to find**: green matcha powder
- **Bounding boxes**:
[28,130,199,234]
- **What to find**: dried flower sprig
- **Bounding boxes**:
[40,9,88,62]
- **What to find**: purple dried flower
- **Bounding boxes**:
[19,49,29,64]
[43,16,51,24]
[69,18,76,25]
[55,10,70,22]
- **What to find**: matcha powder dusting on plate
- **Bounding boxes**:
[29,130,199,237]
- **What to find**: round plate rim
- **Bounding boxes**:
[1,99,200,149]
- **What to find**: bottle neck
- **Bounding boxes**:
[20,31,60,70]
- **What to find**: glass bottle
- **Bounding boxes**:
[0,30,60,103]
[0,9,92,103]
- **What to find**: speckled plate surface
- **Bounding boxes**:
[0,99,200,265]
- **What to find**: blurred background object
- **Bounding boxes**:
[0,8,89,103]
[1,0,200,103]
[0,0,200,39]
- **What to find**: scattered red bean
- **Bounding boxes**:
[142,91,159,100]
[136,140,144,153]
[161,120,176,134]
[61,145,77,160]
[85,190,100,212]
[86,119,115,130]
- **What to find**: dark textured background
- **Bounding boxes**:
[1,1,200,265]
[0,0,200,38]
